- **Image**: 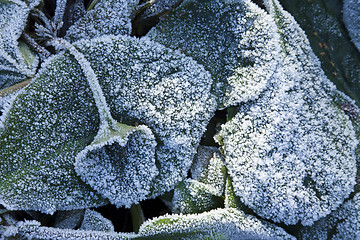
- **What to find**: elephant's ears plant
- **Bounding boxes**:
[0,0,359,239]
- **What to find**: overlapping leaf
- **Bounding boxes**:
[65,0,139,42]
[343,0,360,52]
[0,0,39,89]
[147,0,282,108]
[0,34,216,212]
[216,0,358,225]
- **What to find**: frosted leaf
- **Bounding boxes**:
[54,210,85,229]
[7,220,136,240]
[0,0,39,89]
[343,0,360,52]
[147,0,281,108]
[190,146,226,195]
[73,35,217,197]
[65,0,139,42]
[139,208,296,239]
[75,125,158,208]
[79,209,114,232]
[216,0,358,226]
[299,192,360,240]
[0,34,215,212]
[0,52,108,214]
[171,179,223,214]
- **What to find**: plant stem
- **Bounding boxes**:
[0,79,31,97]
[130,203,145,233]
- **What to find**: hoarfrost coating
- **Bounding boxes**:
[216,0,358,225]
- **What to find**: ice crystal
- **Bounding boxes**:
[65,0,139,42]
[343,0,360,52]
[79,209,114,232]
[139,208,295,239]
[0,0,39,89]
[147,0,281,108]
[216,0,358,225]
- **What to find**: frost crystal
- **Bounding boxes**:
[139,208,295,239]
[80,209,114,232]
[216,0,358,225]
[343,0,360,52]
[147,0,281,108]
[54,210,84,229]
[65,0,139,42]
[0,0,39,89]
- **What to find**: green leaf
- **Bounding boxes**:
[299,192,360,240]
[216,0,358,226]
[138,208,295,239]
[146,0,282,108]
[4,220,136,240]
[65,0,139,42]
[171,179,224,214]
[0,0,39,89]
[0,34,216,212]
[278,0,360,107]
[191,146,226,194]
[79,209,114,232]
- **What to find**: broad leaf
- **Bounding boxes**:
[146,0,281,108]
[299,192,360,240]
[0,0,39,89]
[138,208,296,240]
[0,34,216,212]
[216,0,358,225]
[4,220,135,240]
[343,0,360,52]
[65,0,139,42]
[79,209,114,232]
[171,179,224,214]
[279,0,360,107]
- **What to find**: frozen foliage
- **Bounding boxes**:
[72,35,217,196]
[171,179,223,214]
[75,126,158,208]
[343,0,360,52]
[5,220,135,240]
[79,209,114,232]
[0,34,216,212]
[65,0,139,42]
[54,210,84,229]
[216,0,358,225]
[0,0,39,89]
[139,208,295,239]
[191,146,226,194]
[299,192,360,240]
[147,0,281,108]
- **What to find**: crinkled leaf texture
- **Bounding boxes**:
[343,0,360,52]
[138,208,295,240]
[0,34,216,213]
[0,0,39,89]
[79,209,114,232]
[147,0,281,108]
[216,0,358,226]
[65,0,139,42]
